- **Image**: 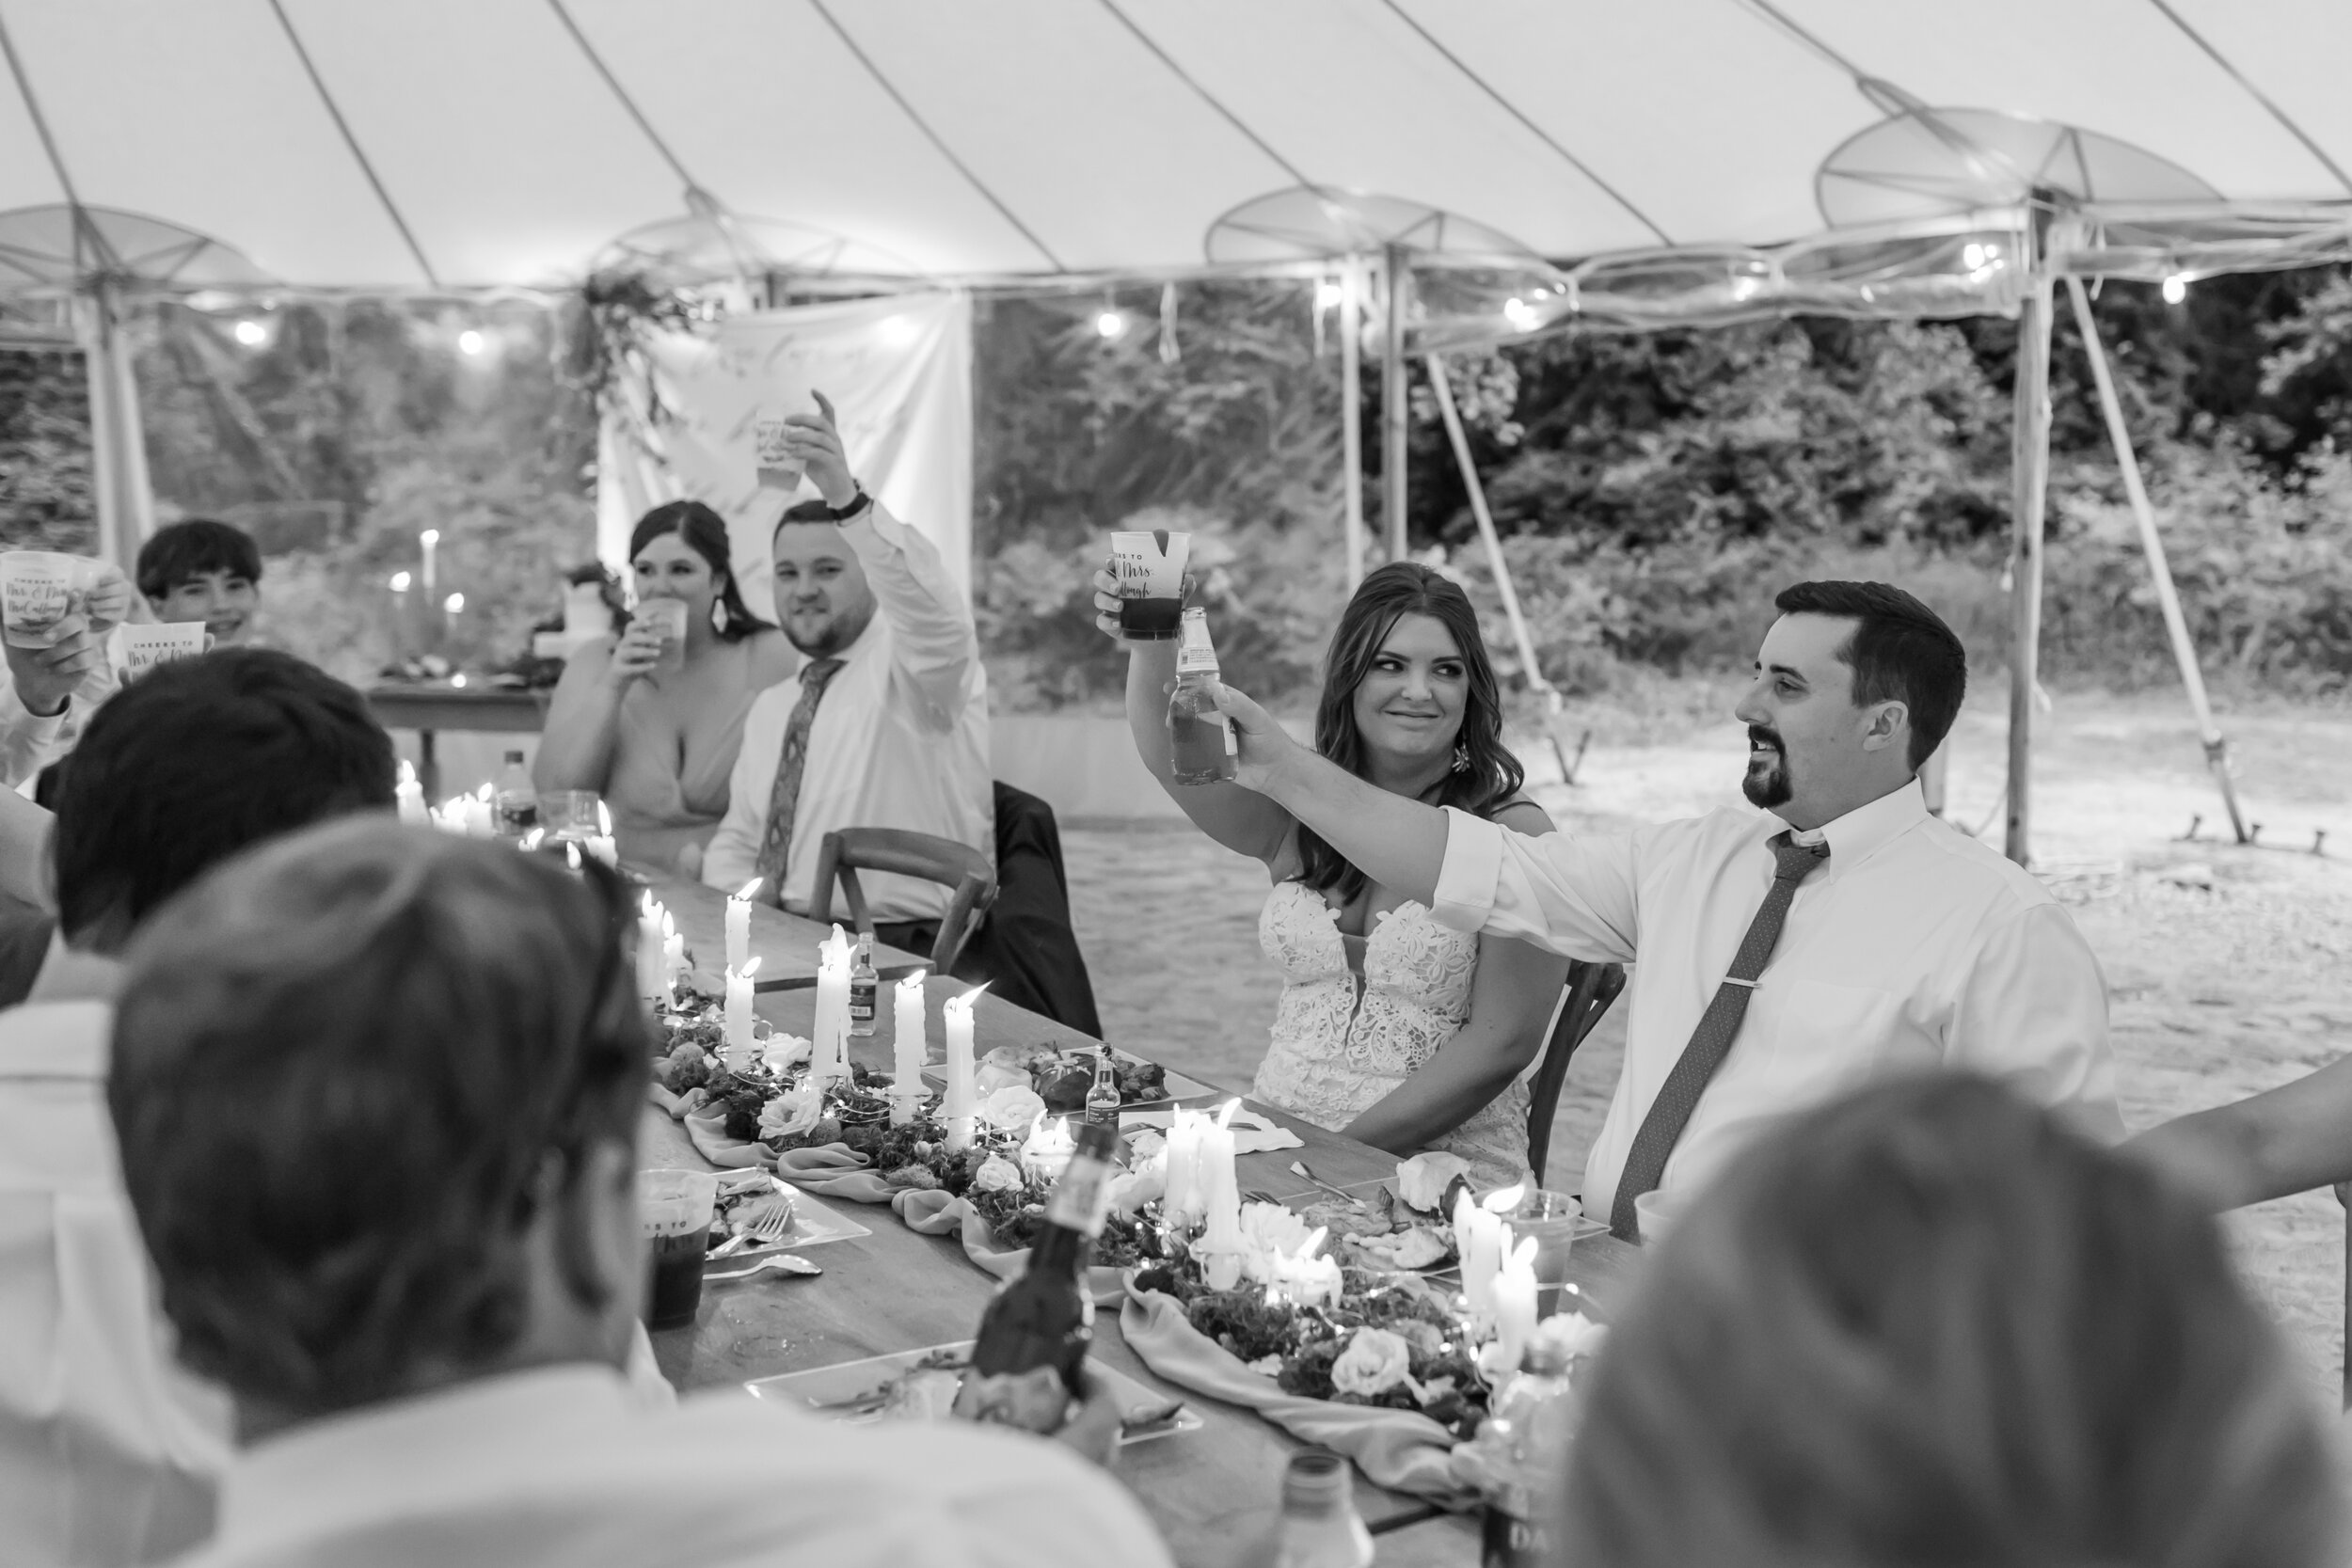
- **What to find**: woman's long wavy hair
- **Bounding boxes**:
[1293,562,1523,905]
[627,500,773,642]
[1558,1074,2345,1568]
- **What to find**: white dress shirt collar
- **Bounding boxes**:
[1781,778,1928,879]
[219,1364,633,1553]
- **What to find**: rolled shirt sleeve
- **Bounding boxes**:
[839,503,979,735]
[1430,805,1642,965]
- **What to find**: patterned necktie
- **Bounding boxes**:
[1611,831,1830,1241]
[753,657,847,907]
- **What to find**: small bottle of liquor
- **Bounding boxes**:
[848,932,878,1038]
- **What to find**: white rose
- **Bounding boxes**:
[758,1080,823,1140]
[761,1033,812,1074]
[977,1085,1047,1132]
[971,1154,1026,1194]
[1395,1152,1472,1213]
[1330,1326,1413,1398]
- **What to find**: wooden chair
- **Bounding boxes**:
[809,829,998,977]
[1524,960,1629,1187]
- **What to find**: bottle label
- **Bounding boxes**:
[1044,1154,1115,1238]
[849,980,876,1022]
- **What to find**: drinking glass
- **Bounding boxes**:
[538,789,604,842]
[1109,530,1190,640]
[1511,1189,1585,1312]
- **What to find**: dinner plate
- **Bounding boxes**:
[713,1172,872,1249]
[747,1341,1203,1447]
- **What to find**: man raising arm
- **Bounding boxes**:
[1217,581,2116,1236]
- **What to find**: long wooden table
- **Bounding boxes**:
[637,869,930,990]
[641,876,1640,1566]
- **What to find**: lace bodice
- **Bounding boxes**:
[1250,879,1530,1186]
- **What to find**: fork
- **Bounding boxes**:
[706,1253,821,1282]
[736,1194,797,1243]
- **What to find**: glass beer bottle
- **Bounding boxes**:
[1084,1047,1121,1131]
[954,1118,1120,1434]
[1168,607,1237,785]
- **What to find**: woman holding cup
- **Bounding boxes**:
[536,502,796,877]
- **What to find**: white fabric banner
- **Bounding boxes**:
[596,291,973,615]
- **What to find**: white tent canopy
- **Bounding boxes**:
[4,0,2351,291]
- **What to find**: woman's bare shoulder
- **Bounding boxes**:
[1491,797,1557,836]
[743,628,803,689]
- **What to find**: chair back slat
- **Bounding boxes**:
[1524,960,1628,1186]
[811,829,998,977]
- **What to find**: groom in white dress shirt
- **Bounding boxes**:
[1213,580,2120,1235]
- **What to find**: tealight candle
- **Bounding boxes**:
[891,971,928,1125]
[725,878,761,974]
[1023,1114,1077,1185]
[941,986,982,1151]
[394,761,427,825]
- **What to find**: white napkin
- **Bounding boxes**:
[1120,1107,1306,1154]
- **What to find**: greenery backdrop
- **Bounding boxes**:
[2,268,2347,705]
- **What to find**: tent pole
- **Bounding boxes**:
[2064,276,2250,844]
[74,278,151,570]
[1381,242,1409,562]
[2005,266,2056,868]
[1340,256,1365,593]
[1427,353,1548,698]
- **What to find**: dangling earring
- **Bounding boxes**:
[711,598,730,634]
[1452,744,1471,774]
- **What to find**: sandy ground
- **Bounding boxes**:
[1065,688,2352,1399]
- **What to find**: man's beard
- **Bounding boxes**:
[1741,724,1792,808]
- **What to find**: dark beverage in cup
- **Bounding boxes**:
[1110,530,1189,640]
[639,1168,718,1330]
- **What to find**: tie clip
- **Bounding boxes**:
[1721,976,1758,989]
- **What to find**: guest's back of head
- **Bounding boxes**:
[1559,1073,2343,1568]
[51,648,394,948]
[108,821,650,1424]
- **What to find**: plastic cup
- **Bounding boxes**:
[1633,1187,1687,1248]
[639,1167,719,1329]
[119,622,208,678]
[1,551,100,648]
[1510,1189,1583,1307]
[1110,530,1189,640]
[635,597,690,672]
[754,417,805,493]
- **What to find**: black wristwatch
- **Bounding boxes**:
[825,485,872,522]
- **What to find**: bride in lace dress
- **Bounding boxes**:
[1096,562,1570,1186]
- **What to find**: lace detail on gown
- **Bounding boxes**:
[1249,880,1531,1186]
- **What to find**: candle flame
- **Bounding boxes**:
[1296,1225,1327,1260]
[519,828,544,851]
[898,970,927,994]
[734,877,763,901]
[660,912,675,940]
[596,800,612,834]
[565,843,581,870]
[942,982,990,1021]
[1263,1283,1280,1308]
[474,783,493,802]
[740,957,761,978]
[1216,1099,1241,1130]
[1511,1235,1539,1269]
[397,759,417,786]
[1482,1181,1527,1214]
[641,890,656,916]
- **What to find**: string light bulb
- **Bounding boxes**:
[1314,279,1343,310]
[232,319,266,347]
[1962,242,1986,271]
[389,571,412,593]
[1094,309,1126,341]
[444,593,465,614]
[2162,274,2189,305]
[457,328,486,356]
